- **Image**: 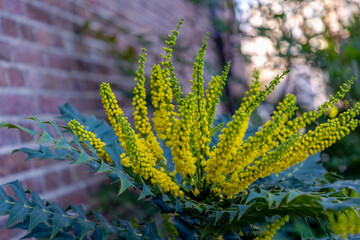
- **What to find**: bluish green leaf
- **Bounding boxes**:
[215,211,224,223]
[96,160,111,174]
[117,172,134,196]
[74,152,92,165]
[50,211,74,239]
[8,180,31,205]
[38,131,55,144]
[76,218,96,240]
[1,123,40,136]
[245,189,266,204]
[228,211,238,223]
[138,184,155,200]
[4,202,32,229]
[0,198,13,215]
[28,205,51,233]
[54,137,71,149]
[235,205,251,220]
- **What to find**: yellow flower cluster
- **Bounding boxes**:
[151,64,176,142]
[132,49,163,161]
[235,102,360,193]
[191,35,211,162]
[205,62,230,136]
[68,22,360,201]
[254,215,289,240]
[98,83,182,196]
[170,94,197,178]
[328,208,360,239]
[205,71,288,187]
[68,119,113,165]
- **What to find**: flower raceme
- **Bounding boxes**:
[67,23,358,200]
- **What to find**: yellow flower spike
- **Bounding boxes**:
[328,208,360,238]
[254,216,289,240]
[205,62,230,137]
[100,83,127,148]
[229,94,298,174]
[170,94,197,178]
[151,64,176,143]
[284,77,355,136]
[191,33,211,161]
[205,71,288,185]
[68,119,113,165]
[132,49,164,161]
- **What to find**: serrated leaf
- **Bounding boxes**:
[96,160,111,174]
[0,186,13,202]
[117,173,134,196]
[8,180,31,205]
[245,190,266,204]
[228,211,238,223]
[1,123,40,136]
[215,211,224,223]
[50,211,74,239]
[0,198,13,215]
[320,197,360,211]
[54,137,71,149]
[74,152,92,165]
[4,201,32,229]
[76,218,96,240]
[236,205,251,220]
[286,190,302,204]
[138,184,155,200]
[28,205,51,233]
[38,131,55,143]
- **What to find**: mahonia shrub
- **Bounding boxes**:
[2,20,360,239]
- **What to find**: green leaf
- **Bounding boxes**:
[38,131,55,144]
[54,137,71,149]
[215,211,224,223]
[74,152,92,165]
[96,160,111,174]
[8,180,31,205]
[50,211,74,239]
[246,189,266,204]
[228,211,238,223]
[138,184,155,200]
[0,198,12,215]
[286,190,302,204]
[236,205,251,221]
[28,205,51,233]
[4,201,31,229]
[0,123,40,136]
[117,172,134,196]
[76,218,96,240]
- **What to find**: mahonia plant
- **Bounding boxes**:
[2,20,360,240]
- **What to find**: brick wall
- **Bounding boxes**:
[0,0,219,238]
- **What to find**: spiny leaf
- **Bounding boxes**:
[4,202,32,229]
[54,137,71,149]
[74,152,92,165]
[8,180,30,205]
[117,172,134,196]
[245,189,266,204]
[228,211,238,223]
[0,123,40,136]
[38,131,55,144]
[27,205,51,233]
[215,211,224,223]
[50,211,74,239]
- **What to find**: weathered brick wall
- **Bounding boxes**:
[0,0,218,238]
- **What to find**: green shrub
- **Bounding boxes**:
[1,20,360,240]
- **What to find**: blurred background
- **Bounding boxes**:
[0,0,359,238]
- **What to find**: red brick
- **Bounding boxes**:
[1,17,18,37]
[21,177,43,194]
[19,23,35,42]
[25,3,52,25]
[45,172,59,191]
[8,68,25,87]
[57,188,88,206]
[0,127,18,146]
[0,152,31,177]
[60,168,73,185]
[1,0,24,15]
[0,66,7,86]
[48,53,74,70]
[37,96,65,114]
[73,164,93,181]
[0,95,35,115]
[53,15,76,31]
[34,28,52,46]
[23,71,43,89]
[0,40,10,61]
[13,46,44,66]
[18,122,35,143]
[31,158,61,168]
